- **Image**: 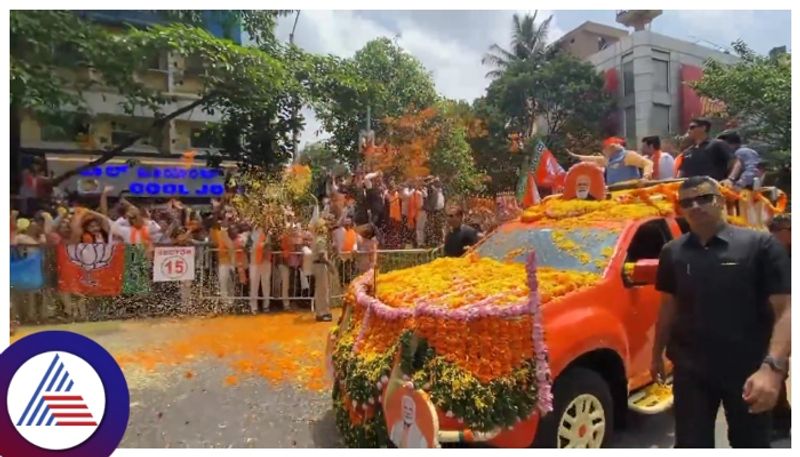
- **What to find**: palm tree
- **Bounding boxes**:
[482,11,554,79]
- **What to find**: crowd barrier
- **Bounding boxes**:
[9,243,442,323]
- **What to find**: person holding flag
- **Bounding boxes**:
[517,139,565,206]
[567,137,653,185]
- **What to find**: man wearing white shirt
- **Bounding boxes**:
[642,136,676,180]
[413,184,428,247]
[248,228,271,314]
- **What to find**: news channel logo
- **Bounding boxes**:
[0,331,129,456]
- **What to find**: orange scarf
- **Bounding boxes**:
[212,229,232,265]
[389,192,402,222]
[130,225,151,246]
[674,153,684,175]
[253,232,270,265]
[652,149,661,180]
[281,233,293,261]
[407,191,421,229]
[342,229,357,253]
[234,237,248,283]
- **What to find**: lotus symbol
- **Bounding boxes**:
[66,243,116,288]
[67,243,115,271]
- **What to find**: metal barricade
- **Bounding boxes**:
[197,247,315,311]
[9,243,443,324]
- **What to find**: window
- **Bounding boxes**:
[190,128,216,149]
[653,58,669,92]
[625,219,672,263]
[40,114,90,142]
[651,104,670,136]
[145,52,167,71]
[110,121,162,150]
[622,57,634,96]
[474,227,621,274]
[184,54,204,75]
[625,106,636,143]
[51,43,83,67]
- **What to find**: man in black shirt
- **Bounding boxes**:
[443,206,480,257]
[653,176,791,448]
[678,118,736,184]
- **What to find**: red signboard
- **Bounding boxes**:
[680,64,727,131]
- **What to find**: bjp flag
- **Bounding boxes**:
[521,172,541,208]
[57,244,125,296]
[532,141,566,191]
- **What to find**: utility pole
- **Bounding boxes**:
[290,11,301,163]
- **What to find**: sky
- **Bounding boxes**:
[267,10,791,147]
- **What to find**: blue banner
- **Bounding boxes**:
[10,250,45,290]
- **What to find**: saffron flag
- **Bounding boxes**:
[532,141,566,191]
[521,172,541,208]
[57,244,125,296]
[10,250,45,291]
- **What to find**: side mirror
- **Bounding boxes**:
[624,259,659,286]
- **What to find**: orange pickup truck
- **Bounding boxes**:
[328,181,786,449]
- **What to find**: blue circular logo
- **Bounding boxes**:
[0,331,129,457]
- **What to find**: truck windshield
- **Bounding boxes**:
[474,227,621,274]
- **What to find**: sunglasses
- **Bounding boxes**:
[678,193,718,209]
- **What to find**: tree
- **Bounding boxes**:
[10,10,302,186]
[481,11,554,79]
[314,37,439,166]
[692,40,791,165]
[359,103,484,197]
[469,96,526,193]
[298,141,350,197]
[429,122,484,196]
[473,54,613,192]
[11,11,365,188]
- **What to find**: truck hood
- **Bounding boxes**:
[372,256,601,309]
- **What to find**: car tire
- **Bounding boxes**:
[532,367,615,448]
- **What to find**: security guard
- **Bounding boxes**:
[652,176,791,448]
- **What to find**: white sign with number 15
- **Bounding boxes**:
[153,247,195,282]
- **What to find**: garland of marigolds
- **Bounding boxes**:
[330,253,553,447]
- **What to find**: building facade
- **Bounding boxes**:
[19,11,239,198]
[552,21,628,61]
[556,19,737,149]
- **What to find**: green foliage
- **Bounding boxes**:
[473,54,612,192]
[10,10,364,181]
[315,37,439,166]
[429,107,485,196]
[469,97,525,193]
[693,40,791,161]
[299,141,350,196]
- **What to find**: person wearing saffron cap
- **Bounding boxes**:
[567,137,654,185]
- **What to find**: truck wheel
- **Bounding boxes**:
[532,367,614,448]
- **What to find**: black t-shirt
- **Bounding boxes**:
[444,224,479,257]
[678,139,733,181]
[655,225,791,385]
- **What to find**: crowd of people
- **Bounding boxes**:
[9,165,463,328]
[569,118,768,189]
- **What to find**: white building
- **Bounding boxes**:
[554,11,738,148]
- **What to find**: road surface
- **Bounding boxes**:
[11,315,790,449]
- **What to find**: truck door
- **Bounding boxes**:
[621,218,673,389]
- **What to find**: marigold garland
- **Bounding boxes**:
[331,253,570,446]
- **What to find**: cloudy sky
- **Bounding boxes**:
[268,10,791,147]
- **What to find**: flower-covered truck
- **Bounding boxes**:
[327,177,787,449]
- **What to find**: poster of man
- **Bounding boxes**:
[384,384,437,448]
